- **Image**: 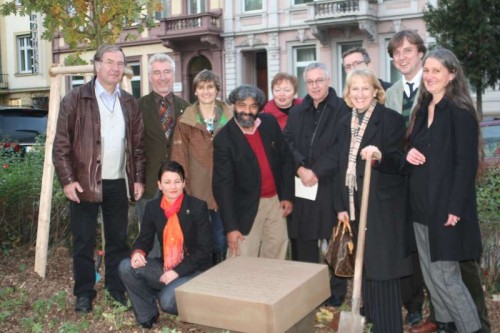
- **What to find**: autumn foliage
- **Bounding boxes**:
[1,0,163,58]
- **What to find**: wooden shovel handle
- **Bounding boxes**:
[350,152,378,314]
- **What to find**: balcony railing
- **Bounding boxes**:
[164,11,222,36]
[160,10,223,49]
[306,0,377,44]
[307,0,375,20]
[0,74,8,89]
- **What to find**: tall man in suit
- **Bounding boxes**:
[138,53,191,257]
[212,85,294,259]
[385,29,428,329]
[385,30,426,126]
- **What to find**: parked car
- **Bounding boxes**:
[481,119,500,166]
[0,106,48,154]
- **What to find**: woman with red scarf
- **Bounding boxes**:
[119,161,212,329]
[261,72,302,130]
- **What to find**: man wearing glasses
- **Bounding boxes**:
[137,53,191,257]
[53,45,145,313]
[283,62,349,307]
[342,46,392,91]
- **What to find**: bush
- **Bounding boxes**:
[476,166,500,293]
[0,138,69,251]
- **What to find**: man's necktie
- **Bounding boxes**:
[406,82,415,97]
[160,98,174,139]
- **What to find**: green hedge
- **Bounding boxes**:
[0,140,69,251]
[476,166,500,293]
[0,140,498,291]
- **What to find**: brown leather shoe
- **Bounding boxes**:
[410,320,439,333]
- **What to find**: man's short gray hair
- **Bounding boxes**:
[303,62,330,80]
[148,53,176,74]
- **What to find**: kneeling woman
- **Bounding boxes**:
[119,161,212,329]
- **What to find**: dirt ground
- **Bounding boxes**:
[0,246,499,333]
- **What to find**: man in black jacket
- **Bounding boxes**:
[213,85,294,259]
[283,62,350,306]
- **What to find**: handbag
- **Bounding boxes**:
[324,216,355,277]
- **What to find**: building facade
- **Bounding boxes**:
[2,0,497,114]
[0,3,51,109]
[221,0,498,115]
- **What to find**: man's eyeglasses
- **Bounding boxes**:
[305,78,327,86]
[343,61,365,71]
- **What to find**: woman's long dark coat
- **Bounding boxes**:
[334,104,412,280]
[406,97,482,262]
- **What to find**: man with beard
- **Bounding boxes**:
[212,85,294,260]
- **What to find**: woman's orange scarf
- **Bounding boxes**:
[160,193,184,270]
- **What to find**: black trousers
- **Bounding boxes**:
[70,179,130,298]
[400,251,425,313]
[364,278,403,333]
[290,238,347,300]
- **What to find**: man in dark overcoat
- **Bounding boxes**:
[283,62,350,306]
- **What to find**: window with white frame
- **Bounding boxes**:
[293,45,317,98]
[189,0,206,14]
[129,62,141,98]
[385,38,401,84]
[294,0,313,5]
[339,41,363,91]
[17,35,33,74]
[244,0,262,12]
[70,76,85,90]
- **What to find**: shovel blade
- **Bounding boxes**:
[337,311,365,333]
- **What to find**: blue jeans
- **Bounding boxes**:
[119,258,199,322]
[209,210,227,254]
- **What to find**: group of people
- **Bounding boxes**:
[51,28,489,333]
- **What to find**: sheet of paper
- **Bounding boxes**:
[295,176,318,201]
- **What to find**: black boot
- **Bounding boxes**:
[212,252,226,265]
[437,322,458,333]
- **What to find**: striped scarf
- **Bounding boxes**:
[345,101,376,221]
